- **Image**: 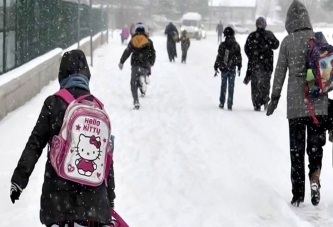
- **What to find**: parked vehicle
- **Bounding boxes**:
[180,12,203,40]
[227,23,250,34]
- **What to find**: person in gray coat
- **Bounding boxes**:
[266,0,327,207]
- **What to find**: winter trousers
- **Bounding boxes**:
[218,33,223,43]
[251,69,271,109]
[181,50,188,63]
[131,66,148,105]
[288,117,326,200]
[220,70,236,107]
[167,41,177,62]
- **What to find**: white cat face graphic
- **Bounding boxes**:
[76,134,101,161]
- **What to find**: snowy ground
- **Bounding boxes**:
[2,31,333,227]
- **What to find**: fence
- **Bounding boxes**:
[0,0,108,75]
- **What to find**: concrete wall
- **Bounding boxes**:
[0,31,108,121]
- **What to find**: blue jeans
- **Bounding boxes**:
[220,70,235,106]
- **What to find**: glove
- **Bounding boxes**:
[118,63,123,70]
[237,67,241,77]
[266,95,280,116]
[214,69,219,77]
[10,182,22,204]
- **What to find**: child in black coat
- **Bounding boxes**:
[180,30,191,64]
[10,50,115,227]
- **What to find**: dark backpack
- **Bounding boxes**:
[219,42,238,71]
[305,31,333,124]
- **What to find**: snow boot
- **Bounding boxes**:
[219,103,224,109]
[329,130,333,142]
[310,169,321,206]
[134,102,140,110]
[254,106,261,111]
[291,196,304,207]
[228,105,232,111]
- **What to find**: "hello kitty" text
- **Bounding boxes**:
[83,118,101,135]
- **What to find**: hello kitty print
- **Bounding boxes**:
[62,116,111,186]
[50,90,112,187]
[75,134,101,176]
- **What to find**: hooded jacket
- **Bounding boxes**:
[245,28,279,73]
[181,32,191,51]
[120,32,156,69]
[271,0,328,119]
[164,22,179,43]
[214,32,242,72]
[11,50,115,226]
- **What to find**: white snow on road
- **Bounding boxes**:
[2,29,333,227]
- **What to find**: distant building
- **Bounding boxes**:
[209,0,257,24]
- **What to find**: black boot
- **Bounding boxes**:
[254,106,261,111]
[310,170,321,206]
[219,103,224,109]
[228,105,232,111]
[291,196,304,207]
[310,181,321,206]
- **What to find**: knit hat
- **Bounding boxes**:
[256,17,267,29]
[223,27,235,37]
[58,49,91,83]
[135,22,146,33]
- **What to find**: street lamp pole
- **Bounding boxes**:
[78,0,81,48]
[90,0,93,66]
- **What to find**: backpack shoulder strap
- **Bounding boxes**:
[55,89,75,104]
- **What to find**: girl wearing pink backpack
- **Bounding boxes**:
[10,50,116,227]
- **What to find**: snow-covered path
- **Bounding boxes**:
[2,31,333,227]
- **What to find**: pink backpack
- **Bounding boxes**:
[49,89,113,187]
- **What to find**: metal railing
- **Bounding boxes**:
[0,0,108,75]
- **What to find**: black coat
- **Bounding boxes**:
[245,28,279,73]
[164,23,179,60]
[11,50,115,226]
[181,34,190,52]
[164,23,178,44]
[120,32,156,69]
[214,37,242,72]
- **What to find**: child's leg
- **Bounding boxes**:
[227,71,236,107]
[220,73,228,105]
[131,67,140,104]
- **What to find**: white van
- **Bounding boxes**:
[180,12,202,40]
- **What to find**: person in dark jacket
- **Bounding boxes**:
[180,30,190,64]
[245,17,280,111]
[119,22,156,109]
[10,50,116,227]
[164,22,179,62]
[216,21,224,43]
[214,27,242,110]
[266,0,327,207]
